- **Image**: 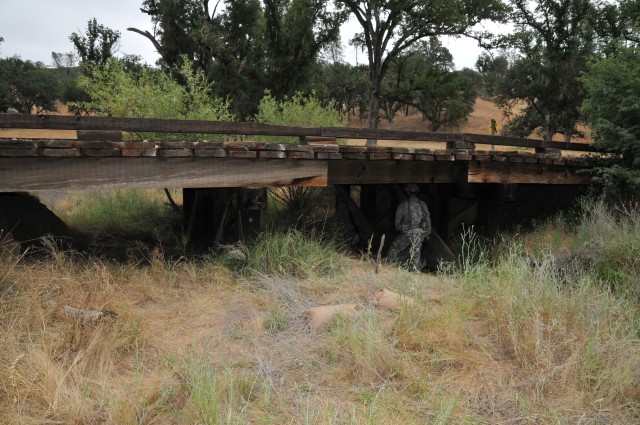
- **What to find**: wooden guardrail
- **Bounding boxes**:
[0,114,599,153]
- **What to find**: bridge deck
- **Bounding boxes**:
[0,139,594,191]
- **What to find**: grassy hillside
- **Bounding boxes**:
[1,191,638,424]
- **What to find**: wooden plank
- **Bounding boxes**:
[40,148,80,157]
[0,158,328,191]
[321,127,464,142]
[76,130,122,141]
[467,162,591,184]
[194,149,227,158]
[328,161,464,185]
[0,114,604,152]
[343,152,367,160]
[464,133,597,153]
[286,151,314,159]
[300,136,337,145]
[157,149,193,157]
[0,114,323,137]
[228,150,257,159]
[392,153,414,160]
[259,151,286,159]
[0,140,37,149]
[312,145,339,153]
[369,152,392,160]
[0,148,38,156]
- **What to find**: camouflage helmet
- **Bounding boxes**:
[404,183,419,194]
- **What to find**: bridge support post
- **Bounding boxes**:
[182,187,266,250]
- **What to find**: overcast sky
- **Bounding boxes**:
[0,0,492,70]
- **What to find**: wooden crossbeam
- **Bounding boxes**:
[0,158,328,191]
[467,161,590,184]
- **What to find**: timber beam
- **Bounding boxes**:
[0,158,328,191]
[467,161,591,185]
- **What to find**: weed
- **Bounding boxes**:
[245,229,343,278]
[266,303,288,333]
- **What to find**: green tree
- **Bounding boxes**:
[378,38,478,131]
[582,46,640,198]
[129,0,346,119]
[262,0,348,98]
[337,0,507,138]
[0,57,60,114]
[69,18,121,64]
[475,51,508,97]
[74,58,233,140]
[494,0,598,142]
[309,61,369,119]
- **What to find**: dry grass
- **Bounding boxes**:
[1,192,639,423]
[1,245,638,423]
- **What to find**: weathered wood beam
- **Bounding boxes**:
[0,158,328,191]
[467,161,591,184]
[0,115,322,137]
[0,115,599,152]
[463,133,596,153]
[328,161,466,185]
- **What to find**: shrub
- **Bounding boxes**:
[244,229,342,278]
[254,91,343,143]
[582,46,640,199]
[74,58,234,140]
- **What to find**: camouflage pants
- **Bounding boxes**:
[387,231,426,271]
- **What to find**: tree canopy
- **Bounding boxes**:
[582,45,640,198]
[129,0,347,119]
[494,0,598,142]
[337,0,507,135]
[69,18,121,65]
[0,57,59,114]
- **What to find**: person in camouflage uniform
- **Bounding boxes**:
[387,184,431,271]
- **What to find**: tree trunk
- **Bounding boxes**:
[366,77,381,146]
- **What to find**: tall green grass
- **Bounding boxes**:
[572,199,640,298]
[59,190,179,238]
[244,229,343,278]
[451,199,640,411]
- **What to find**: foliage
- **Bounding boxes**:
[268,186,322,226]
[380,39,478,130]
[132,0,347,119]
[245,229,343,278]
[254,91,343,143]
[582,45,640,198]
[572,200,640,298]
[494,0,598,142]
[58,189,179,240]
[69,18,121,65]
[308,61,370,119]
[475,51,509,97]
[337,0,508,130]
[0,57,59,113]
[74,58,233,140]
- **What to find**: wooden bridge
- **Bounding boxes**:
[0,114,602,254]
[0,114,597,191]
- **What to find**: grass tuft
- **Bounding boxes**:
[245,229,343,278]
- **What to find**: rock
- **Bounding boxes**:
[373,288,415,311]
[303,304,361,329]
